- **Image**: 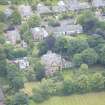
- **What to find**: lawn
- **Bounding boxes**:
[30,92,105,105]
[0,5,6,11]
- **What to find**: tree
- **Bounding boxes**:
[27,15,41,28]
[91,73,105,91]
[73,54,83,66]
[7,63,24,92]
[32,79,49,103]
[99,45,105,65]
[0,11,6,23]
[54,37,68,55]
[75,74,90,93]
[67,40,89,56]
[13,92,29,105]
[79,64,88,73]
[63,79,75,95]
[81,48,98,65]
[9,10,21,25]
[10,76,24,92]
[0,46,7,76]
[77,11,98,33]
[34,62,45,81]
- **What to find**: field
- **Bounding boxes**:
[30,92,105,105]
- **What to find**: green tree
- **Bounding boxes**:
[73,54,83,66]
[63,79,75,95]
[13,92,29,105]
[34,62,45,81]
[81,48,98,65]
[91,73,105,91]
[10,76,24,92]
[27,15,41,28]
[9,10,21,25]
[0,46,7,76]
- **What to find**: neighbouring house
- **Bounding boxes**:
[18,5,32,18]
[0,88,4,105]
[52,1,67,13]
[47,24,83,36]
[41,51,72,75]
[4,27,21,45]
[4,8,13,17]
[95,10,105,21]
[30,27,48,41]
[37,3,52,15]
[92,0,105,8]
[67,0,80,11]
[59,18,76,26]
[79,2,91,9]
[10,57,29,69]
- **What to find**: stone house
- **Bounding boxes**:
[52,1,67,13]
[41,51,72,75]
[47,24,83,36]
[79,2,91,9]
[18,5,32,18]
[37,3,52,15]
[30,27,48,41]
[4,27,21,45]
[92,0,105,8]
[66,0,80,11]
[10,57,29,69]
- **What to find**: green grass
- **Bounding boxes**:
[0,5,6,11]
[30,92,105,105]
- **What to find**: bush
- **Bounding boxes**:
[81,48,98,65]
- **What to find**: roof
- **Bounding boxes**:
[67,0,80,10]
[47,24,83,34]
[31,27,48,38]
[18,5,32,17]
[92,0,105,7]
[58,1,65,6]
[79,2,90,9]
[41,51,62,67]
[37,3,52,14]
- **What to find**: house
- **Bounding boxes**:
[67,0,80,11]
[79,2,91,9]
[18,5,32,18]
[0,88,4,105]
[37,3,52,14]
[95,10,105,21]
[30,27,48,41]
[10,57,29,69]
[4,27,21,45]
[41,51,72,75]
[59,18,76,26]
[52,1,67,13]
[92,0,105,8]
[18,57,29,69]
[47,24,83,36]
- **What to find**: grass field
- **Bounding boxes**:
[0,5,6,11]
[30,92,105,105]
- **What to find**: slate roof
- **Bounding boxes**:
[37,3,52,14]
